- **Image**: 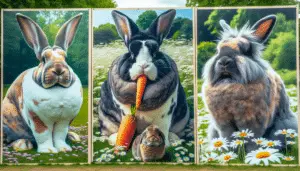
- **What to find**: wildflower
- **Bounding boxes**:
[282,156,295,161]
[198,138,207,145]
[232,129,254,138]
[201,152,218,163]
[210,137,229,151]
[262,140,281,148]
[245,148,283,165]
[274,129,288,136]
[218,152,237,163]
[252,138,267,146]
[287,141,296,145]
[183,157,190,162]
[230,139,247,149]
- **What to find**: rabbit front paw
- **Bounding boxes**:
[11,139,33,151]
[38,146,58,153]
[55,141,72,152]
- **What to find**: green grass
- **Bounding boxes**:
[2,85,89,163]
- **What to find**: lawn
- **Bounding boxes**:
[92,40,195,163]
[2,85,89,164]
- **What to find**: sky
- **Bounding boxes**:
[93,9,192,27]
[114,0,186,8]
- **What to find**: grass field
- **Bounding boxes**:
[92,40,195,163]
[2,85,89,163]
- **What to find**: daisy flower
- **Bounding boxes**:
[210,137,229,151]
[282,156,295,162]
[275,129,288,136]
[201,152,218,163]
[287,141,296,145]
[230,139,248,149]
[232,129,254,139]
[252,138,267,146]
[245,148,283,166]
[218,152,237,164]
[262,140,281,148]
[287,131,298,139]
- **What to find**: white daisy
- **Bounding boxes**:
[201,152,218,163]
[262,140,281,148]
[189,153,195,158]
[232,129,254,138]
[230,139,248,149]
[287,131,298,139]
[275,129,288,136]
[245,148,283,166]
[210,137,229,151]
[252,138,267,146]
[287,141,296,145]
[175,153,180,157]
[198,138,207,145]
[282,156,295,162]
[183,157,190,162]
[218,152,237,163]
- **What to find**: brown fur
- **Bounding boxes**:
[28,110,48,133]
[204,71,282,131]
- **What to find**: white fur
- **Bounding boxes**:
[129,41,157,81]
[22,68,83,153]
[110,84,179,146]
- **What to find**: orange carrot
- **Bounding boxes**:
[115,106,137,152]
[136,74,147,109]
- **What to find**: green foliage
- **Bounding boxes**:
[263,31,296,70]
[204,10,235,36]
[197,41,217,76]
[136,10,157,30]
[168,17,193,40]
[186,0,297,7]
[172,30,181,40]
[0,0,116,8]
[277,69,297,85]
[94,23,119,44]
[3,11,89,85]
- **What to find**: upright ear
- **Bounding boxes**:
[148,9,176,44]
[251,15,276,43]
[16,13,49,60]
[111,10,139,46]
[219,19,231,31]
[54,13,82,51]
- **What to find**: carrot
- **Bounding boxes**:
[115,106,137,152]
[136,74,147,109]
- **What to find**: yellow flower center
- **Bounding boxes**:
[285,157,292,161]
[267,142,274,147]
[290,134,295,138]
[235,140,241,145]
[224,155,231,161]
[239,132,247,137]
[199,140,204,145]
[257,140,262,144]
[282,130,287,134]
[256,151,271,159]
[208,158,213,162]
[214,141,223,147]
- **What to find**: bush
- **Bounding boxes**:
[93,23,119,44]
[277,69,297,85]
[197,41,217,77]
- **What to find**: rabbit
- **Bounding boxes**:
[202,15,298,152]
[97,9,192,150]
[2,13,83,153]
[132,125,166,162]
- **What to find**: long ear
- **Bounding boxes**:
[54,13,82,51]
[16,13,49,60]
[219,19,231,31]
[111,10,139,46]
[148,9,176,44]
[251,15,276,43]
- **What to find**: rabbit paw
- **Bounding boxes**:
[108,133,118,146]
[38,146,58,153]
[56,142,72,152]
[68,131,81,142]
[11,139,33,151]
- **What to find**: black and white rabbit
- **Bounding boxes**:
[97,9,191,147]
[2,13,83,153]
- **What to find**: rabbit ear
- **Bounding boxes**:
[148,9,176,44]
[219,19,231,31]
[251,15,276,43]
[16,13,49,60]
[54,13,82,51]
[112,10,139,46]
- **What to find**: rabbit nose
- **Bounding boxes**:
[217,57,234,69]
[54,63,64,75]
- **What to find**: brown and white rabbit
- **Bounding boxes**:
[2,13,83,153]
[97,9,192,148]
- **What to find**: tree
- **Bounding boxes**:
[197,41,217,77]
[0,0,117,8]
[168,17,193,40]
[94,23,119,44]
[186,0,297,7]
[136,10,157,30]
